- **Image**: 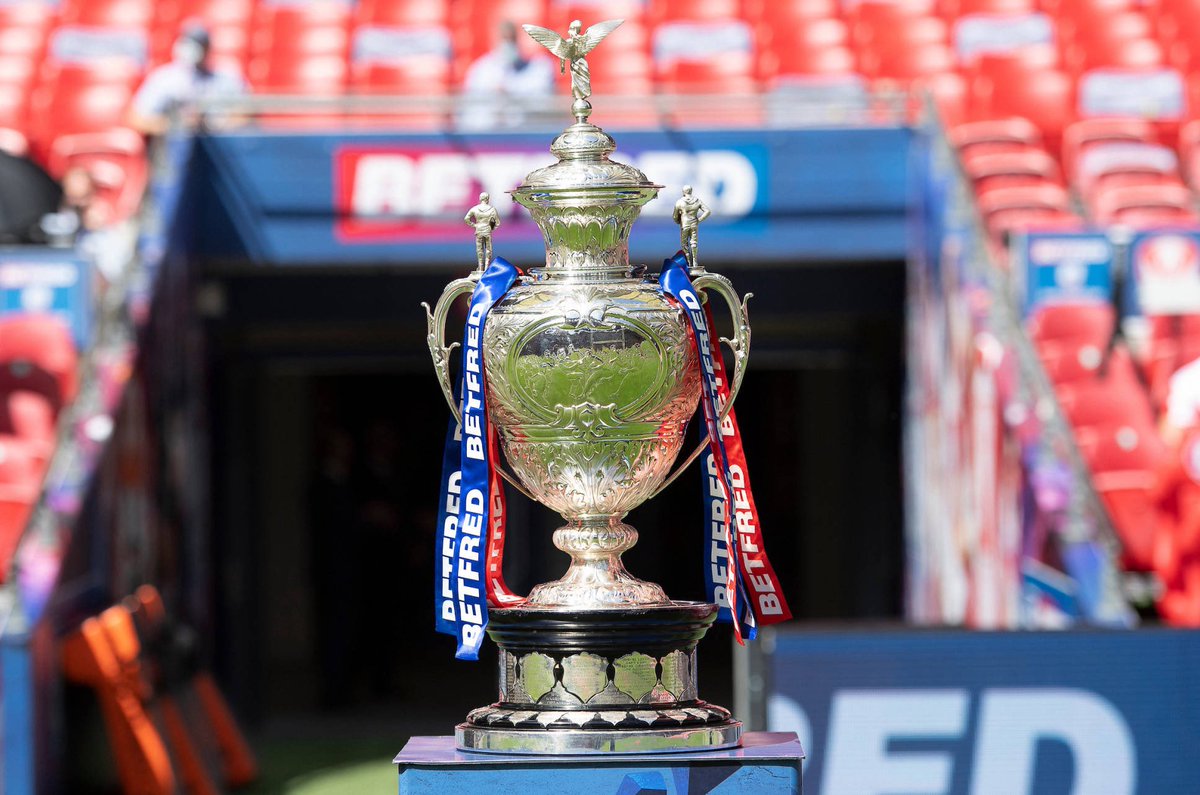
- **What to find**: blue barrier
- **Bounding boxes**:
[0,248,92,349]
[1014,232,1115,313]
[764,628,1197,794]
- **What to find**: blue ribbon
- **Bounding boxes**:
[435,257,519,660]
[659,254,757,639]
[434,406,461,636]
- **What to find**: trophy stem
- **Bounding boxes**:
[525,517,670,609]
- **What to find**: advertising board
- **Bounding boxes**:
[765,629,1198,795]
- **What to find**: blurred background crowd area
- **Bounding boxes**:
[3,0,1200,792]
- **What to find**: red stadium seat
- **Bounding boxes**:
[653,0,742,22]
[0,26,49,59]
[1062,117,1156,179]
[1039,342,1137,386]
[1091,183,1195,224]
[1056,379,1156,431]
[0,56,39,88]
[1028,301,1115,347]
[977,69,1075,143]
[1066,10,1153,44]
[350,60,452,94]
[0,2,56,30]
[768,46,857,78]
[0,86,28,132]
[1045,0,1133,19]
[1081,422,1168,475]
[0,315,79,409]
[854,14,948,52]
[949,116,1043,154]
[754,0,840,23]
[163,0,254,28]
[940,0,1035,15]
[27,82,136,152]
[251,1,351,60]
[977,183,1072,221]
[1178,119,1200,187]
[550,2,650,32]
[766,19,849,52]
[1068,38,1165,73]
[1096,477,1164,570]
[0,484,37,579]
[453,0,549,65]
[986,207,1085,242]
[355,0,451,26]
[48,127,148,222]
[850,0,938,28]
[657,58,758,94]
[249,52,348,93]
[2,391,56,446]
[0,435,42,486]
[922,71,968,127]
[965,149,1063,191]
[61,0,156,28]
[586,49,653,96]
[864,43,956,81]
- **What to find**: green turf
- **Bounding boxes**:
[243,737,398,794]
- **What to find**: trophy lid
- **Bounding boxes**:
[511,19,661,273]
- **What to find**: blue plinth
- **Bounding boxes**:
[394,731,803,794]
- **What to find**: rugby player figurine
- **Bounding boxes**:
[674,185,711,273]
[464,192,500,272]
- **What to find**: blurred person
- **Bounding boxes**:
[128,23,246,136]
[1163,354,1200,448]
[33,166,108,247]
[459,20,555,130]
[0,150,61,244]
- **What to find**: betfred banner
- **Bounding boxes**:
[765,629,1200,794]
[1014,232,1113,314]
[0,250,91,348]
[1129,230,1200,316]
[334,144,762,241]
[192,127,912,264]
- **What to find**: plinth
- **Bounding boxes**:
[397,731,804,794]
[456,603,741,754]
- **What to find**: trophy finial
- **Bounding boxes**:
[464,191,499,273]
[522,18,624,124]
[673,185,712,273]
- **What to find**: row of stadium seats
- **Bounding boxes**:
[1029,301,1200,624]
[955,114,1200,246]
[0,314,78,582]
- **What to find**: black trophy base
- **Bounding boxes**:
[455,602,743,755]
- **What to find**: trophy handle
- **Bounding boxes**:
[422,277,539,503]
[423,277,476,420]
[650,271,753,500]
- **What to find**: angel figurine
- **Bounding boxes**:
[522,18,623,103]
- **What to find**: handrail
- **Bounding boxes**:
[920,95,1134,625]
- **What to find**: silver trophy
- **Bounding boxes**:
[426,19,753,754]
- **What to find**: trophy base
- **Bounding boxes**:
[456,719,743,755]
[456,602,742,755]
